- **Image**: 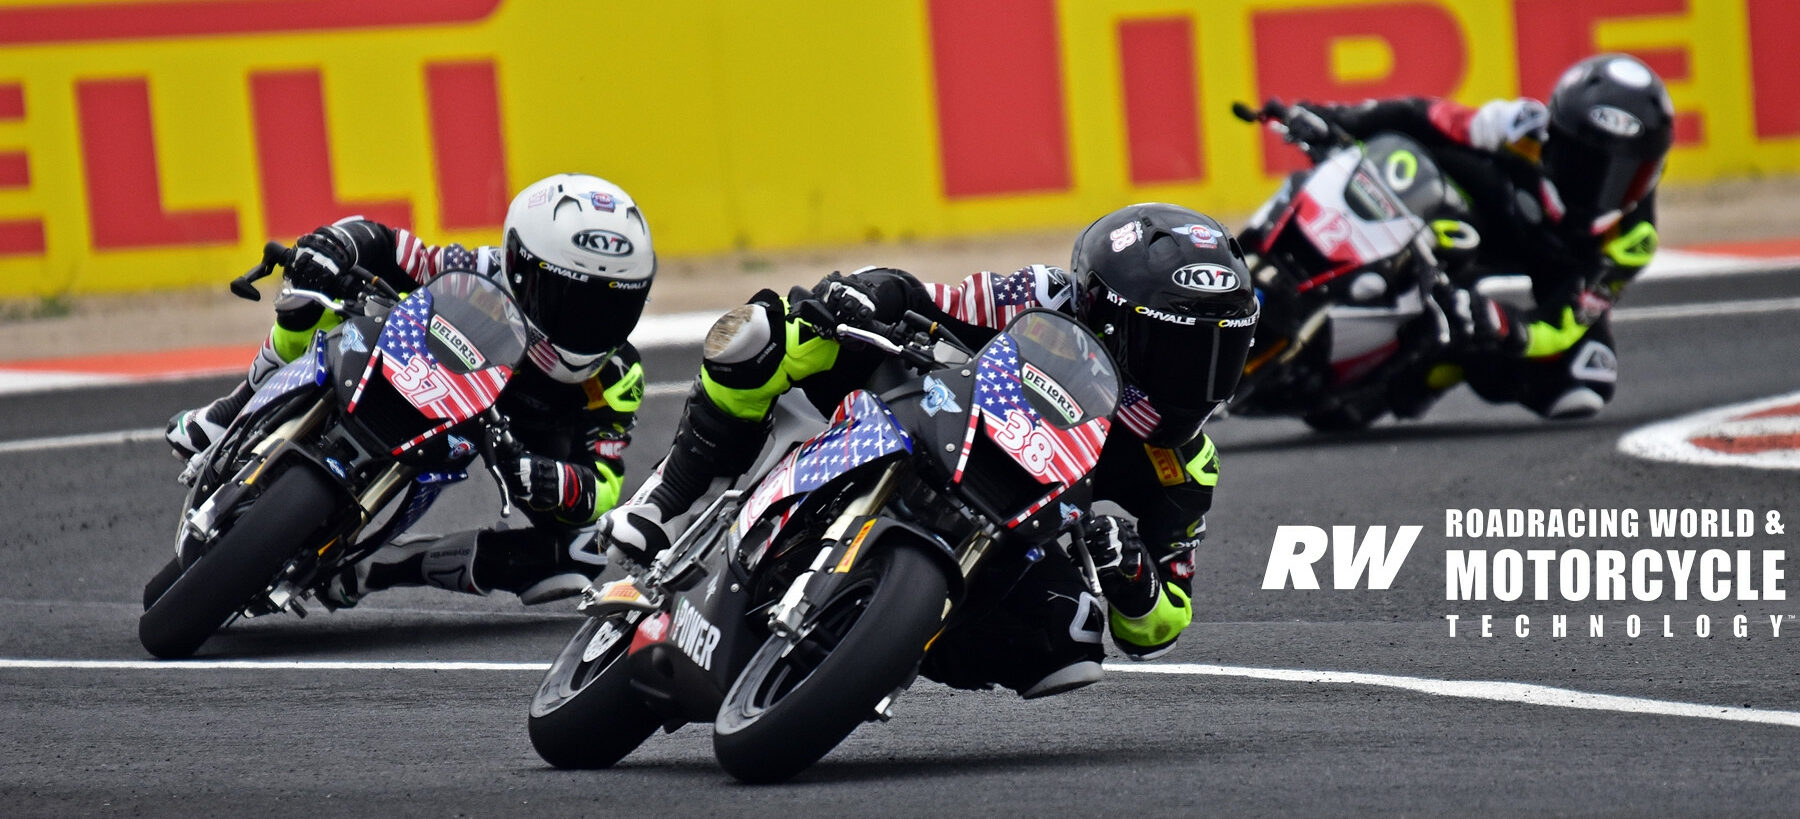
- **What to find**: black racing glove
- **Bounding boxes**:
[808,271,880,332]
[1285,102,1336,145]
[287,226,359,297]
[507,450,601,521]
[1427,280,1527,356]
[1082,515,1161,619]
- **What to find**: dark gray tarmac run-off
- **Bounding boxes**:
[3,267,1799,817]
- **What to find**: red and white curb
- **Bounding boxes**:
[1619,390,1800,470]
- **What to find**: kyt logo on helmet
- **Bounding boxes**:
[570,229,634,256]
[1170,263,1241,293]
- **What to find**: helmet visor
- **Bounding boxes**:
[507,239,651,356]
[1089,285,1258,415]
[1543,136,1663,224]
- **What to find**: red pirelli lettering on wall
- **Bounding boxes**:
[1119,17,1203,185]
[426,61,509,230]
[0,83,43,256]
[76,78,238,249]
[1251,2,1467,174]
[1746,0,1800,139]
[251,70,412,237]
[1511,0,1700,144]
[0,0,501,45]
[928,0,1070,198]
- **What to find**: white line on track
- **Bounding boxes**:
[1610,295,1800,322]
[1120,663,1800,728]
[0,428,164,454]
[0,382,690,454]
[2,657,1796,729]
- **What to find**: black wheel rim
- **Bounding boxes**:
[533,613,635,715]
[738,575,878,719]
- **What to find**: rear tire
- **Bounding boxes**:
[528,613,663,769]
[713,544,948,783]
[137,466,336,659]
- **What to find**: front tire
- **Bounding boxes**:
[713,543,949,783]
[141,557,182,611]
[528,613,663,769]
[137,466,336,659]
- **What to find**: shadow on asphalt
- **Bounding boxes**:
[566,743,1171,786]
[189,612,576,659]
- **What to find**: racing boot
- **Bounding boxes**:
[165,340,287,459]
[1525,337,1617,420]
[1387,361,1465,420]
[600,382,768,569]
[321,528,606,609]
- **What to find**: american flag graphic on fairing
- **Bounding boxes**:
[378,288,511,423]
[969,333,1109,487]
[733,390,912,533]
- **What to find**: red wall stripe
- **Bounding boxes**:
[1747,0,1800,138]
[426,61,509,230]
[76,78,237,249]
[929,0,1070,198]
[1119,18,1202,185]
[0,84,22,120]
[0,219,44,255]
[0,153,27,187]
[250,70,411,238]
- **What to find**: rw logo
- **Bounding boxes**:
[1261,525,1420,590]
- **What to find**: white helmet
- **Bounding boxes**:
[503,174,654,382]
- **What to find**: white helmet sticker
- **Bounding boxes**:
[1605,57,1654,89]
[1588,105,1643,137]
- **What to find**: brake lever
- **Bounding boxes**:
[230,241,290,301]
[477,409,516,517]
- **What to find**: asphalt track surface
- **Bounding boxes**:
[4,268,1800,817]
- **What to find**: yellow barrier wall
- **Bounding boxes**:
[0,0,1794,297]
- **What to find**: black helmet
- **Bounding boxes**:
[1071,204,1258,437]
[1542,54,1673,233]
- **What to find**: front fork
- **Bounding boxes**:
[765,462,904,640]
[177,398,333,560]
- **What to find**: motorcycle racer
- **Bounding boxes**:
[164,174,655,606]
[1299,53,1673,419]
[603,203,1258,698]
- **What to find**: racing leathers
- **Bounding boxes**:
[1307,97,1651,419]
[615,264,1215,696]
[177,219,644,605]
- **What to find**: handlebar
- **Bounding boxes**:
[229,240,397,313]
[791,296,972,373]
[1233,98,1353,163]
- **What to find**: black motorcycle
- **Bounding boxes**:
[1228,99,1477,430]
[528,306,1121,782]
[139,243,534,659]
